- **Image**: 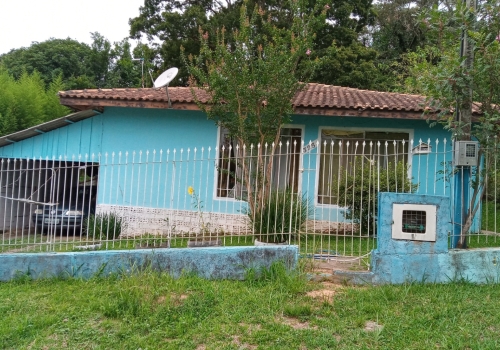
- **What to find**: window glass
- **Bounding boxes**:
[216,128,302,198]
[318,129,409,205]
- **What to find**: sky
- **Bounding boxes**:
[0,0,145,55]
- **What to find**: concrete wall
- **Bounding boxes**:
[337,192,500,284]
[0,246,298,282]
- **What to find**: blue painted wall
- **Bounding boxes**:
[0,246,299,281]
[336,192,500,284]
[0,108,217,158]
[0,108,455,220]
[293,115,454,222]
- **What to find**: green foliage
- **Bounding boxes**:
[401,1,500,242]
[402,0,500,140]
[332,157,418,234]
[86,213,124,240]
[246,189,311,243]
[0,68,70,136]
[0,38,94,88]
[371,0,439,62]
[129,0,392,89]
[0,34,143,90]
[309,41,395,90]
[184,1,325,219]
[185,1,324,147]
[130,0,213,85]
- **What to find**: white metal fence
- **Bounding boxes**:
[1,137,499,270]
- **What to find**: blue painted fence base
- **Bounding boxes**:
[336,248,500,285]
[336,193,500,284]
[0,246,298,282]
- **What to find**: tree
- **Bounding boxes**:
[106,40,142,88]
[403,0,500,246]
[370,0,438,62]
[0,68,69,136]
[130,0,394,89]
[89,32,113,88]
[130,0,214,85]
[183,0,326,226]
[0,38,94,89]
[0,34,144,90]
[310,41,392,90]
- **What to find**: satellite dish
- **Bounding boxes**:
[153,67,179,109]
[154,67,178,88]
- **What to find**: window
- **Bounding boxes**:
[216,128,302,199]
[317,129,410,205]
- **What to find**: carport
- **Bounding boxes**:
[0,158,99,234]
[0,110,100,235]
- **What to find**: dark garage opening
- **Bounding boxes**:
[0,158,99,235]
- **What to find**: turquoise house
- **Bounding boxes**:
[0,84,474,235]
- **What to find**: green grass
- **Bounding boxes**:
[466,234,500,248]
[482,201,500,233]
[1,265,500,349]
[0,233,376,260]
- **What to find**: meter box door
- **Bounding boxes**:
[392,204,437,242]
[454,141,479,166]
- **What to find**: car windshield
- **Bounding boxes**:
[61,187,94,205]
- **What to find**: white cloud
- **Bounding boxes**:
[0,0,145,54]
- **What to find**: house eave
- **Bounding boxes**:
[60,98,433,120]
[292,106,431,120]
[59,97,202,111]
[0,109,99,148]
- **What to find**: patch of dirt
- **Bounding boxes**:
[156,296,167,304]
[306,289,336,303]
[364,320,383,332]
[231,335,257,349]
[281,316,317,330]
[314,259,368,273]
[170,293,189,306]
[195,345,206,350]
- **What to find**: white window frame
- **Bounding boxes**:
[314,126,414,208]
[213,124,305,202]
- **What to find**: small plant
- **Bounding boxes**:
[246,189,311,243]
[332,157,418,235]
[86,213,124,240]
[188,186,215,238]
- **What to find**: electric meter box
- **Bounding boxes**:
[377,193,450,256]
[392,204,437,242]
[454,141,479,166]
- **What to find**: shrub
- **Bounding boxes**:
[246,189,312,243]
[332,157,418,235]
[86,213,124,240]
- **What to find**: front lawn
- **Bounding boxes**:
[1,265,500,349]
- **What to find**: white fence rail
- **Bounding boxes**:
[0,137,499,269]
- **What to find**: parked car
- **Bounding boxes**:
[32,186,96,234]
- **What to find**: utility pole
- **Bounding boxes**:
[453,0,476,248]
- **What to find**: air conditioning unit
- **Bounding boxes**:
[454,141,479,166]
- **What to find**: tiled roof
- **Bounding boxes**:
[59,86,210,104]
[294,84,426,112]
[58,83,482,116]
